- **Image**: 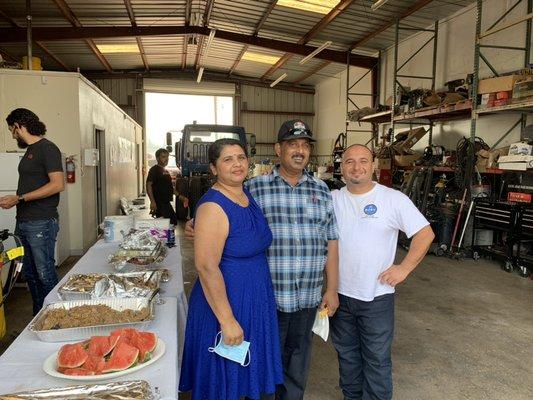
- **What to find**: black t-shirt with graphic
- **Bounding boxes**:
[17,138,63,221]
[147,165,173,203]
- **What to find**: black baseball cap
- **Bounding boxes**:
[277,119,315,143]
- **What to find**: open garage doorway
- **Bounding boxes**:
[145,92,233,166]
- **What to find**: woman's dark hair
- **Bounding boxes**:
[6,108,47,136]
[208,138,247,165]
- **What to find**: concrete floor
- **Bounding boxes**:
[1,226,532,399]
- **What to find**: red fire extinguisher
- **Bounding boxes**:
[66,156,76,184]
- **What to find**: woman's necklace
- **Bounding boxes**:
[215,184,248,207]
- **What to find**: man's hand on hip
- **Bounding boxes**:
[184,219,195,240]
[321,290,339,316]
[378,264,410,287]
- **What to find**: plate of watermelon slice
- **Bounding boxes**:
[43,328,165,381]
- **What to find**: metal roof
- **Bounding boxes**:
[0,0,476,85]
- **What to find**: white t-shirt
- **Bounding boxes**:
[332,183,429,301]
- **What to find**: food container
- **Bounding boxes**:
[0,380,155,399]
[57,271,163,301]
[29,297,155,342]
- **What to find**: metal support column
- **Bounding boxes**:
[26,0,32,70]
[391,19,400,144]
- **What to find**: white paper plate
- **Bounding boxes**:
[43,338,165,381]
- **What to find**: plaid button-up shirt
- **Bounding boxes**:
[246,166,338,313]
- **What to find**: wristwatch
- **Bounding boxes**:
[17,195,25,204]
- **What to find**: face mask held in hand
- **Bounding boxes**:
[208,331,251,366]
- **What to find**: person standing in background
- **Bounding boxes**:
[0,108,65,315]
[146,148,188,225]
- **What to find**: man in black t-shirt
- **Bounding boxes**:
[147,148,188,225]
[0,108,65,315]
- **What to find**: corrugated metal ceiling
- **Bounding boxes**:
[0,0,476,85]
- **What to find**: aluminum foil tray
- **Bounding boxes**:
[57,271,163,301]
[0,380,155,399]
[29,297,155,343]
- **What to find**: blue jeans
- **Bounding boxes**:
[331,294,395,400]
[15,218,60,315]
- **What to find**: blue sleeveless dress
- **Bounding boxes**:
[179,188,283,400]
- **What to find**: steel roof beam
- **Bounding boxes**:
[0,7,69,70]
[52,0,112,72]
[182,0,192,70]
[293,60,331,84]
[195,0,215,70]
[261,0,357,80]
[124,0,149,70]
[0,25,377,68]
[349,0,434,50]
[229,0,278,75]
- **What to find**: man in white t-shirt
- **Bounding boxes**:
[330,144,434,400]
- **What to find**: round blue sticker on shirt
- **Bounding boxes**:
[364,204,377,215]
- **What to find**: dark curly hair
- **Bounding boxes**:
[6,108,47,136]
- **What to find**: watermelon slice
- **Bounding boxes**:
[82,355,106,374]
[87,336,118,357]
[134,332,158,363]
[57,343,88,369]
[62,368,95,376]
[101,342,139,373]
[111,328,140,346]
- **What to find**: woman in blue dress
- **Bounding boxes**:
[179,138,283,400]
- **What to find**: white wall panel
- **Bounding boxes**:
[240,84,314,160]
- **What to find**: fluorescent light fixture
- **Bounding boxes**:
[242,51,281,64]
[270,73,288,88]
[197,67,204,84]
[96,43,139,53]
[371,0,390,11]
[277,0,340,14]
[205,29,216,54]
[299,40,332,65]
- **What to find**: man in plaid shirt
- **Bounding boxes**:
[248,120,339,399]
[186,119,339,399]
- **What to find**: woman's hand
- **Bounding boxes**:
[220,318,244,346]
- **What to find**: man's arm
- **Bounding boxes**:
[0,172,64,209]
[321,239,339,316]
[378,225,435,287]
[146,180,156,212]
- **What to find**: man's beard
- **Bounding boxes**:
[16,138,28,149]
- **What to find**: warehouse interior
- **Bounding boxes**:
[0,0,532,399]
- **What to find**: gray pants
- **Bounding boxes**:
[276,307,317,400]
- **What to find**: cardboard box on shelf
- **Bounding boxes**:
[488,146,510,168]
[478,75,522,94]
[394,154,421,167]
[512,79,533,99]
[397,127,427,151]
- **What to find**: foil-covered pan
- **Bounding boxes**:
[29,297,155,342]
[0,380,156,399]
[109,237,167,269]
[57,271,163,301]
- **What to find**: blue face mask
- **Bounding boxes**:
[208,332,251,366]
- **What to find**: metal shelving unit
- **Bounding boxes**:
[470,0,533,167]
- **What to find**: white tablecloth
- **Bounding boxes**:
[0,239,188,398]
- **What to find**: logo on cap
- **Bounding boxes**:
[293,121,306,131]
